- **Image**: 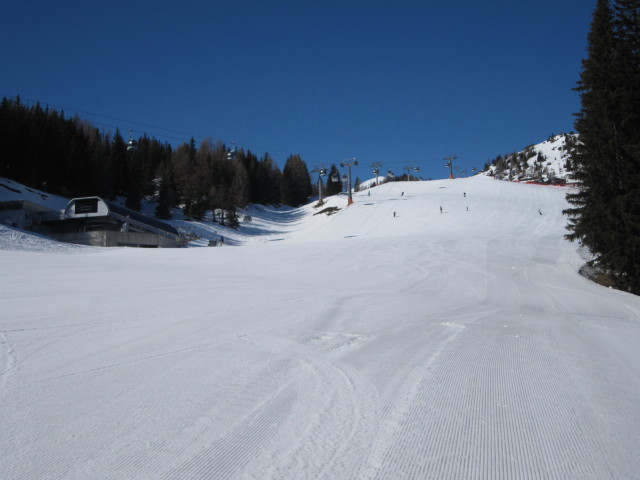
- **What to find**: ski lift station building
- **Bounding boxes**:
[50,197,182,248]
[0,195,181,248]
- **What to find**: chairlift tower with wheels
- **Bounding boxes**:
[312,166,327,203]
[403,165,420,181]
[444,156,457,179]
[340,158,358,206]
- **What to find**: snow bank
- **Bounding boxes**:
[0,225,88,253]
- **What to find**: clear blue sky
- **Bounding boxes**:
[2,0,594,180]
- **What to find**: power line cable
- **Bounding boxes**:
[1,93,368,167]
[1,93,299,154]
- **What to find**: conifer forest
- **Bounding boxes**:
[0,96,311,226]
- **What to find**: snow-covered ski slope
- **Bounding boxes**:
[2,176,640,479]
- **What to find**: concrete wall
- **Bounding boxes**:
[0,209,29,228]
[50,231,181,248]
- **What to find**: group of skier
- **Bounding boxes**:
[391,191,470,218]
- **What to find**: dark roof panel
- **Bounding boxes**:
[106,202,179,236]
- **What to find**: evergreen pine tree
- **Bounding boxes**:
[612,0,640,291]
[258,153,282,205]
[565,0,640,293]
[125,142,143,211]
[230,161,250,208]
[281,154,312,206]
[155,160,176,219]
[108,130,129,200]
[65,129,90,197]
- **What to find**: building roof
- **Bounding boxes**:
[106,201,179,237]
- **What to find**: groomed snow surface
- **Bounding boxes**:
[2,176,640,479]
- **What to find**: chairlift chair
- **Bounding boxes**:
[126,129,137,151]
[226,142,237,161]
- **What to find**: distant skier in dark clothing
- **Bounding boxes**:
[440,206,443,214]
[538,210,543,215]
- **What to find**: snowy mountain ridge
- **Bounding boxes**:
[481,133,579,183]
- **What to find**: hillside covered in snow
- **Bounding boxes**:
[2,175,640,479]
[482,133,579,183]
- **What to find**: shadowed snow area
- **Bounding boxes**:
[2,176,640,479]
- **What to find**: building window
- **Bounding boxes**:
[75,198,98,214]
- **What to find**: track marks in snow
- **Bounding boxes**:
[0,332,16,389]
[30,334,247,384]
[303,331,374,355]
[235,321,380,478]
[248,355,378,480]
[160,359,299,480]
[436,321,466,329]
[364,315,614,479]
[358,320,467,478]
[10,354,301,480]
